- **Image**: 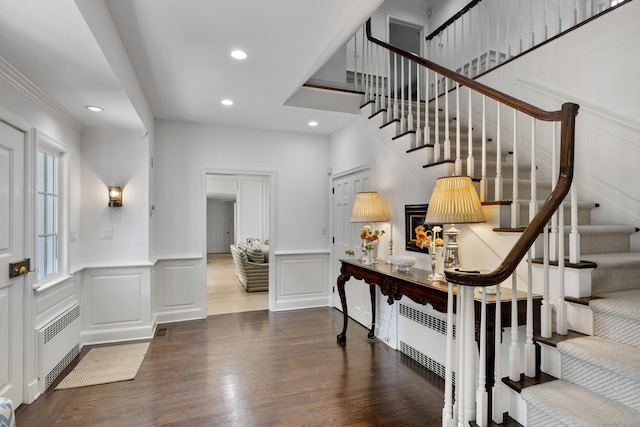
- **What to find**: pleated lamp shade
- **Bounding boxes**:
[350,192,389,223]
[425,176,485,224]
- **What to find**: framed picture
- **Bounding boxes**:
[405,204,439,254]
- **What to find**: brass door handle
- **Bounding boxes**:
[344,250,355,256]
[9,259,31,278]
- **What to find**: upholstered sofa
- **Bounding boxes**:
[230,242,269,292]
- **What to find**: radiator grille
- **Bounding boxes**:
[44,304,80,344]
[400,341,454,382]
[399,303,456,339]
[45,344,79,390]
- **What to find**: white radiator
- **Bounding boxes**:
[398,302,457,380]
[38,304,81,392]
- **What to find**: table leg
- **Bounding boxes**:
[336,273,351,342]
[368,284,376,340]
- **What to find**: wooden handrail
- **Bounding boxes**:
[365,20,580,288]
[365,20,562,122]
[425,0,482,42]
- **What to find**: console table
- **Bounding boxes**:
[335,258,541,407]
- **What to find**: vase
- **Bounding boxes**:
[429,246,444,281]
[362,241,378,265]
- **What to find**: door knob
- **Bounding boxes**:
[9,259,31,278]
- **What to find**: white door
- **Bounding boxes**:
[332,168,373,327]
[0,119,25,404]
[207,201,231,253]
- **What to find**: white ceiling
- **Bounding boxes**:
[0,0,383,136]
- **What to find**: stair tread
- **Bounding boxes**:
[590,289,640,321]
[558,336,640,375]
[534,330,588,347]
[521,379,640,426]
[582,252,640,267]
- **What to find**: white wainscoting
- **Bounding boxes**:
[154,257,206,324]
[273,250,331,311]
[80,266,153,345]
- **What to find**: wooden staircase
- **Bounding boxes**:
[358,71,640,426]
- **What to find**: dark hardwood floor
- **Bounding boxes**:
[17,308,447,426]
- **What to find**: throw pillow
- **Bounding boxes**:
[245,246,265,263]
[260,244,269,263]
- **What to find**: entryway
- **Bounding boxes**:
[205,172,270,315]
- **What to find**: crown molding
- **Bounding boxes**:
[0,55,83,133]
[81,127,148,142]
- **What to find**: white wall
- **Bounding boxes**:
[79,131,150,264]
[154,120,332,256]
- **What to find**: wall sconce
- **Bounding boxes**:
[108,186,123,207]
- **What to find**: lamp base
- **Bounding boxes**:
[443,224,461,268]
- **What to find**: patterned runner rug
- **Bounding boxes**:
[55,342,150,390]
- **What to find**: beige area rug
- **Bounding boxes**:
[55,342,150,390]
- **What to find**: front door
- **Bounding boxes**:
[0,119,25,404]
[332,168,373,328]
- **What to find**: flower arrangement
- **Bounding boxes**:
[360,227,385,250]
[414,225,443,250]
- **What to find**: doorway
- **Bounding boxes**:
[205,173,270,315]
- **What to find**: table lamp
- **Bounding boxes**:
[424,176,485,268]
[350,192,389,265]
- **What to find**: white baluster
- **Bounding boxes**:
[463,286,476,425]
[416,66,421,148]
[530,118,538,221]
[381,45,387,112]
[363,37,368,101]
[531,0,535,49]
[369,41,374,103]
[386,47,391,121]
[408,59,414,135]
[425,68,431,152]
[569,182,580,263]
[511,110,520,228]
[455,83,462,174]
[476,287,488,427]
[442,282,456,427]
[495,103,503,201]
[401,57,406,133]
[550,124,559,261]
[492,283,503,424]
[467,88,474,178]
[444,78,451,161]
[480,96,487,202]
[542,223,553,338]
[393,54,399,121]
[375,44,380,111]
[509,274,521,382]
[496,0,501,65]
[506,0,511,58]
[518,0,523,54]
[557,202,568,335]
[557,0,561,34]
[434,72,440,163]
[525,249,536,378]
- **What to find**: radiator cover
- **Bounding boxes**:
[38,304,81,392]
[398,302,456,380]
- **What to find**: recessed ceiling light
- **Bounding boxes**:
[86,105,103,112]
[231,50,247,60]
[308,121,318,127]
[221,99,234,106]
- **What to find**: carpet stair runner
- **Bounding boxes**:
[521,225,640,425]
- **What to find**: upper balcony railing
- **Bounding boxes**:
[425,0,632,78]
